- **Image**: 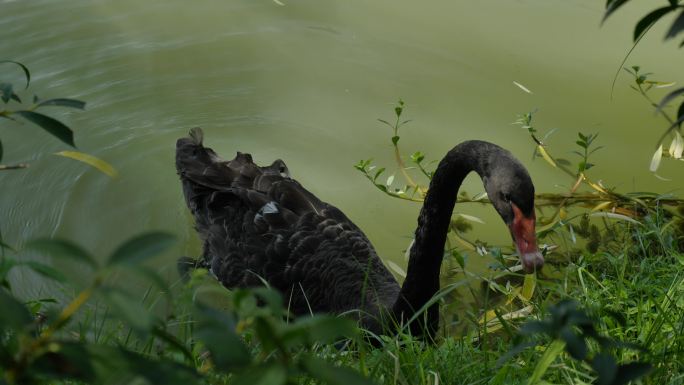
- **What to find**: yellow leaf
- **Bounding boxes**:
[591,201,612,212]
[650,144,663,172]
[537,145,557,168]
[521,274,536,301]
[559,207,567,220]
[55,151,118,178]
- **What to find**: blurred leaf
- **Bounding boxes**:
[0,138,3,163]
[656,87,684,112]
[100,287,154,332]
[282,315,356,348]
[194,304,251,371]
[457,213,485,224]
[592,353,617,385]
[232,363,287,385]
[302,355,376,385]
[0,60,31,88]
[633,6,677,41]
[31,342,96,382]
[14,111,75,147]
[519,320,553,336]
[391,135,400,145]
[0,82,13,103]
[678,100,684,129]
[613,362,652,385]
[0,288,33,329]
[36,98,86,110]
[254,317,281,352]
[152,327,194,362]
[107,232,175,267]
[26,238,98,269]
[23,261,66,283]
[602,0,632,24]
[250,287,285,317]
[55,151,118,178]
[649,144,663,172]
[666,9,684,39]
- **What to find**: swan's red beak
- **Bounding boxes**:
[509,203,544,274]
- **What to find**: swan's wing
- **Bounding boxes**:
[175,128,399,315]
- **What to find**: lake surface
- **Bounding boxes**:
[1,0,682,298]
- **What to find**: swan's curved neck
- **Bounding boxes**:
[391,141,496,335]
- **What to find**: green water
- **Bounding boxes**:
[1,0,682,298]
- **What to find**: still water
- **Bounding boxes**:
[1,0,682,298]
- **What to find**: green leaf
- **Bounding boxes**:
[26,238,98,269]
[527,340,565,385]
[231,363,287,385]
[30,341,96,382]
[152,327,194,362]
[194,304,251,371]
[0,288,33,330]
[612,362,652,385]
[100,287,154,332]
[302,356,375,385]
[281,315,356,349]
[14,110,75,147]
[106,232,175,267]
[633,6,676,42]
[391,135,400,145]
[677,100,684,128]
[666,9,684,39]
[37,98,86,110]
[0,83,13,103]
[373,167,385,182]
[602,0,632,24]
[0,61,31,88]
[23,261,66,283]
[519,320,553,336]
[0,138,3,163]
[55,151,118,178]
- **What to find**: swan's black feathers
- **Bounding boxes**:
[176,128,400,320]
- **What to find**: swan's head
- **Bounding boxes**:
[484,165,544,274]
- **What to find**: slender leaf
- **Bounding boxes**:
[14,110,75,147]
[37,98,86,110]
[0,60,31,88]
[649,144,663,172]
[526,340,565,385]
[656,87,684,112]
[23,261,66,283]
[678,100,684,128]
[0,82,13,103]
[26,238,98,269]
[55,151,118,178]
[106,232,175,267]
[559,327,587,360]
[302,356,376,385]
[666,9,684,39]
[633,6,676,41]
[602,0,632,24]
[231,364,286,385]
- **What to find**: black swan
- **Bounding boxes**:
[176,127,543,337]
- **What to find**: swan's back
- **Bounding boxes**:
[176,128,399,322]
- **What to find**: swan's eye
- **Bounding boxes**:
[502,192,511,202]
